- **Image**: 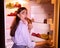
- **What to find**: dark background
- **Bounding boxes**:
[0,0,5,48]
[58,9,60,48]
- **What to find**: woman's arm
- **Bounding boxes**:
[35,41,47,46]
[35,40,52,46]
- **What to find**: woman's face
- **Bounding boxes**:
[18,9,27,20]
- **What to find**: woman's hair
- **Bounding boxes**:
[10,7,27,37]
[26,18,32,24]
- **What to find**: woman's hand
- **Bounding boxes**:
[46,40,53,46]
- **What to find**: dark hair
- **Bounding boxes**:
[10,7,27,37]
[26,18,32,24]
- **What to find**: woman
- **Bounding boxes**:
[10,7,48,48]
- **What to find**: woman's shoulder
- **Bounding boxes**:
[18,21,26,28]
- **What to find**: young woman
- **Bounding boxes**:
[10,7,48,48]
